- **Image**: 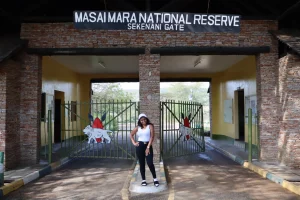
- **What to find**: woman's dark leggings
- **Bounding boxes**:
[136,141,157,180]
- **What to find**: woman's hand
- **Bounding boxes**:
[145,148,150,156]
[133,142,139,146]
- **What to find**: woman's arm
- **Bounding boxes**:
[147,124,155,148]
[130,127,139,146]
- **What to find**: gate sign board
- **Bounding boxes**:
[73,11,240,33]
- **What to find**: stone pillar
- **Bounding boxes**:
[278,53,300,167]
[139,53,160,162]
[0,59,22,170]
[19,54,42,166]
[256,50,279,162]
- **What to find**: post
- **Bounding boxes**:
[201,105,205,151]
[0,152,4,186]
[248,108,252,162]
[48,110,52,164]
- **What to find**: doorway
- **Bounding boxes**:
[237,89,245,141]
[54,91,64,143]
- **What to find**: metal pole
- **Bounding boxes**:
[48,110,52,164]
[248,108,252,162]
[0,152,4,186]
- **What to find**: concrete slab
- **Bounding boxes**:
[129,161,168,194]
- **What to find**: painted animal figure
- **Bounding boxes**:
[83,125,112,143]
[83,112,113,144]
[179,113,192,141]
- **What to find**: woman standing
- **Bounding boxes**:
[130,113,159,187]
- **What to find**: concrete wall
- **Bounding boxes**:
[212,56,257,144]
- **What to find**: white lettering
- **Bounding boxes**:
[234,16,239,26]
[171,14,178,24]
[116,12,122,22]
[208,15,214,25]
[194,15,201,24]
[74,12,83,22]
[221,15,227,26]
[108,12,116,22]
[128,23,161,30]
[179,24,184,31]
[147,13,154,23]
[165,24,184,31]
[154,13,161,23]
[83,12,89,22]
[185,14,191,24]
[215,15,220,26]
[97,12,104,23]
[179,14,185,24]
[228,16,234,26]
[130,13,137,23]
[139,13,147,23]
[164,13,171,23]
[89,12,96,22]
[201,15,207,25]
[123,12,130,23]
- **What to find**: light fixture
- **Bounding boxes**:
[194,56,201,67]
[98,61,106,68]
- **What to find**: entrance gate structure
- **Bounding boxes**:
[51,100,205,161]
[160,100,205,159]
[59,100,139,160]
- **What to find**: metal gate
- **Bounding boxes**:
[60,100,139,160]
[160,100,205,159]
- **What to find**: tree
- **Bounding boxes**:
[160,82,210,131]
[161,82,209,105]
[92,83,134,101]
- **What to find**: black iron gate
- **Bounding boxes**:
[160,100,205,159]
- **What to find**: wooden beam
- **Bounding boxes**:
[150,46,270,55]
[26,47,146,55]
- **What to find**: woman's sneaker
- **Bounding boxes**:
[154,180,159,187]
[141,181,147,186]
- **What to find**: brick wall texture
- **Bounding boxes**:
[139,54,161,162]
[278,53,300,167]
[0,53,42,170]
[13,19,287,166]
[0,58,22,169]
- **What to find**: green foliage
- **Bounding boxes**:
[161,82,210,129]
[104,114,119,131]
[161,82,209,105]
[92,83,134,101]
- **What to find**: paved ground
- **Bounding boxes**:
[3,158,134,200]
[3,145,300,200]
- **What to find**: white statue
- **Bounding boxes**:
[83,125,113,144]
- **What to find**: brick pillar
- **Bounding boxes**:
[139,53,160,162]
[0,59,22,170]
[278,53,300,167]
[256,51,279,162]
[19,54,42,166]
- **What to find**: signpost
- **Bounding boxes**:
[73,11,240,33]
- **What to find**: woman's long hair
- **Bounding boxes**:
[137,117,153,127]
